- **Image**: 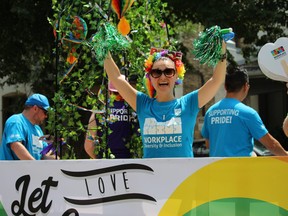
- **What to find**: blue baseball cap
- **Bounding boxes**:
[25,94,50,111]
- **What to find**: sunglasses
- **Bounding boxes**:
[37,106,48,115]
[150,69,176,78]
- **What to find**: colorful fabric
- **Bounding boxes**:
[111,0,134,35]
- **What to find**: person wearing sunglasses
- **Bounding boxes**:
[0,94,56,160]
[104,42,227,158]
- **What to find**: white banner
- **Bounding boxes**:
[0,157,288,215]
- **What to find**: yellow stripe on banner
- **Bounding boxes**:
[158,157,288,216]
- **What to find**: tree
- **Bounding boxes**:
[1,0,287,90]
[48,0,182,159]
[0,0,54,96]
[164,0,288,59]
[0,0,197,159]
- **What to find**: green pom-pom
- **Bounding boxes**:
[90,22,130,65]
[192,25,223,67]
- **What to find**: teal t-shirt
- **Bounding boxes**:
[0,114,47,160]
[137,90,199,158]
[201,98,268,157]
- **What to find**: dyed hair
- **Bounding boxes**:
[143,48,186,97]
[225,65,249,93]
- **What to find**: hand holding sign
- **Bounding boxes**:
[258,37,288,82]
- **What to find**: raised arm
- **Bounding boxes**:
[104,53,138,110]
[84,113,98,159]
[198,42,227,108]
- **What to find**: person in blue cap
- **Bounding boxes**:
[0,93,56,160]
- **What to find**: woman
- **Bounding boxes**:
[84,76,139,159]
[104,42,227,158]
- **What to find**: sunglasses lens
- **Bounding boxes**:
[38,106,48,115]
[164,69,175,77]
[150,69,175,78]
[151,70,162,78]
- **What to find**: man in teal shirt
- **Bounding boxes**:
[202,66,288,157]
[0,94,55,160]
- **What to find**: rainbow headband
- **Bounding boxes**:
[143,48,186,97]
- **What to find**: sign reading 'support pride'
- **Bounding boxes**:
[0,157,288,215]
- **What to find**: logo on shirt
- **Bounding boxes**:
[143,117,183,150]
[174,108,181,116]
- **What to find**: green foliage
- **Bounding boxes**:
[2,0,287,99]
[164,0,288,59]
[49,0,179,159]
[0,0,54,96]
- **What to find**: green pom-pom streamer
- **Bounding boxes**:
[192,25,225,67]
[90,22,130,65]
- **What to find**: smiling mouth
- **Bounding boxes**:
[159,82,168,86]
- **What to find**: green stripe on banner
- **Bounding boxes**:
[0,201,8,216]
[184,198,288,216]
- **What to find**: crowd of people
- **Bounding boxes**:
[0,42,287,160]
